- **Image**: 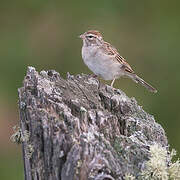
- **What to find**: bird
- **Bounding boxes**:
[79,30,157,93]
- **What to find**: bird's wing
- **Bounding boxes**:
[101,42,134,74]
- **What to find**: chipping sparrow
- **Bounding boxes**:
[79,30,157,93]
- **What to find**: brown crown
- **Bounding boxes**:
[86,30,102,37]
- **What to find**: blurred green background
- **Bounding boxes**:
[0,0,180,179]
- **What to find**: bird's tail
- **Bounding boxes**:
[130,74,157,93]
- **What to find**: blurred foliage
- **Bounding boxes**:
[0,148,23,180]
[0,0,180,179]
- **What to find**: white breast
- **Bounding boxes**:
[81,45,123,80]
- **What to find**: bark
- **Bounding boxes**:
[18,66,168,180]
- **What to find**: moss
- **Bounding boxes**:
[113,138,123,155]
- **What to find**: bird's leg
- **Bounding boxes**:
[89,74,98,79]
[111,78,115,87]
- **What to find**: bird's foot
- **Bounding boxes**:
[89,74,98,79]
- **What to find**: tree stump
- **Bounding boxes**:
[18,67,168,180]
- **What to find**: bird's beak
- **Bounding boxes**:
[79,34,84,39]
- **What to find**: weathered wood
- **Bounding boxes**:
[18,67,168,180]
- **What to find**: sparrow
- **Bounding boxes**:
[79,30,157,93]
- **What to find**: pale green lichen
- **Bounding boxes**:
[125,144,180,180]
[10,126,34,159]
[140,144,180,180]
[10,126,30,144]
[26,144,34,159]
[80,106,87,112]
[168,149,180,180]
[71,134,79,144]
[140,144,168,180]
[124,173,135,180]
[75,159,82,175]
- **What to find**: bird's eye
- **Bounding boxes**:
[88,35,93,39]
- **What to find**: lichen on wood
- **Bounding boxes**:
[18,66,168,180]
